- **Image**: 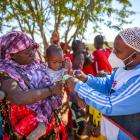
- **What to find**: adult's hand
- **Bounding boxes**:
[51,81,64,96]
[96,71,107,77]
[74,70,88,82]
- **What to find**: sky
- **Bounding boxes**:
[1,0,139,45]
[84,0,140,43]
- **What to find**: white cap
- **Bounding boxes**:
[119,27,140,52]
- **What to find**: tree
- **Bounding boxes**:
[50,0,134,43]
[0,0,134,48]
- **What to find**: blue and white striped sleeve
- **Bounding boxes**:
[85,73,115,94]
[75,76,140,116]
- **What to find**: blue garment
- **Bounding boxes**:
[118,131,131,140]
[75,65,140,116]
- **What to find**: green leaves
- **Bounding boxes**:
[0,0,134,47]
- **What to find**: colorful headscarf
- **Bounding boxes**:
[0,31,39,60]
[0,31,39,90]
[119,27,140,52]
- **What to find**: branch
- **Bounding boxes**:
[25,0,37,22]
[68,13,85,43]
[9,0,24,31]
[24,19,35,40]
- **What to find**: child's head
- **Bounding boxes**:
[46,45,64,71]
[50,31,60,45]
[94,35,104,50]
[72,40,86,54]
[73,53,85,70]
[60,42,70,54]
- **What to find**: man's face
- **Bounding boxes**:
[113,36,137,66]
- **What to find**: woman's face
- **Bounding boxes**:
[78,43,86,53]
[10,46,36,65]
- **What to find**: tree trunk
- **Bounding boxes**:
[38,24,48,55]
[26,20,35,40]
[68,13,85,43]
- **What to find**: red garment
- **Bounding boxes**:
[105,48,112,58]
[64,52,73,62]
[10,104,38,136]
[10,104,69,138]
[3,133,10,140]
[92,49,112,74]
[46,116,68,140]
[83,63,96,76]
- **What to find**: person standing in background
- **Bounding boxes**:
[92,35,112,76]
[50,31,60,46]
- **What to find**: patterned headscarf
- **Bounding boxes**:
[119,27,140,52]
[0,31,39,90]
[0,31,39,59]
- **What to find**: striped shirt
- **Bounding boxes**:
[75,64,140,116]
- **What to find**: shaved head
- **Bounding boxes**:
[46,45,63,58]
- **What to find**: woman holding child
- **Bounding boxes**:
[0,31,68,140]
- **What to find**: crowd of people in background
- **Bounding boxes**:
[0,27,140,140]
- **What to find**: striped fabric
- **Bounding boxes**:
[75,65,140,116]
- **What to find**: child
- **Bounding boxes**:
[71,40,95,76]
[45,45,70,126]
[92,35,112,75]
[60,42,73,62]
[68,51,93,139]
[50,31,60,46]
[83,47,96,76]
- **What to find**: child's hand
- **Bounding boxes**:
[76,97,88,115]
[14,132,23,139]
[77,97,86,109]
[0,90,5,100]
